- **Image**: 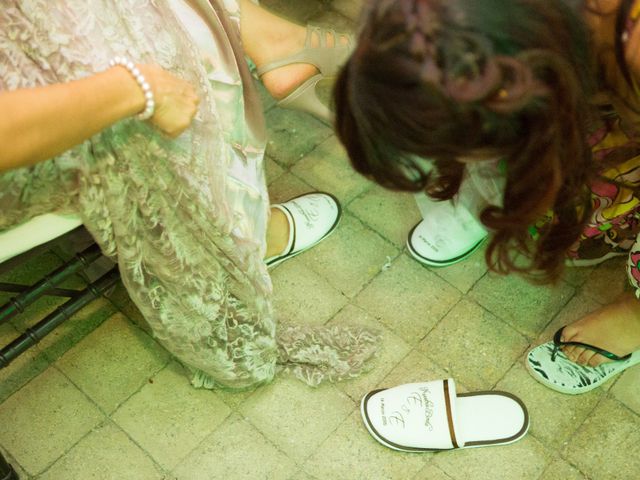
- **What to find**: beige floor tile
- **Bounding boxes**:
[106,282,149,331]
[289,470,318,480]
[253,77,277,112]
[332,0,364,20]
[212,385,259,411]
[266,155,285,185]
[0,367,104,475]
[580,256,629,305]
[563,398,640,479]
[534,292,602,343]
[303,410,429,480]
[260,0,323,22]
[431,243,489,294]
[28,296,117,363]
[0,251,62,284]
[538,457,586,480]
[562,265,595,287]
[469,273,575,338]
[39,422,163,480]
[354,255,461,345]
[271,260,349,326]
[412,463,455,480]
[303,214,400,298]
[309,8,355,30]
[347,186,421,247]
[267,172,315,205]
[291,136,371,205]
[330,305,411,401]
[419,299,528,390]
[433,436,550,480]
[112,362,231,470]
[173,413,296,480]
[55,313,170,413]
[265,108,333,166]
[0,322,49,403]
[496,362,603,448]
[611,367,640,415]
[287,470,320,480]
[380,349,455,391]
[239,377,354,463]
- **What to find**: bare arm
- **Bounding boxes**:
[0,64,199,173]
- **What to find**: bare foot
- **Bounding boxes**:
[561,293,640,366]
[265,207,290,259]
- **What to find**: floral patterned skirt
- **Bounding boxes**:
[568,123,640,294]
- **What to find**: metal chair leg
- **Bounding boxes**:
[0,244,102,326]
[0,267,120,369]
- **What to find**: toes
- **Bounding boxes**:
[588,354,606,367]
[577,349,596,366]
[563,346,608,367]
[560,324,580,343]
[562,345,577,360]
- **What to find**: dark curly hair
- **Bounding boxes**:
[334,0,613,282]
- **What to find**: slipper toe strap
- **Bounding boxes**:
[363,379,463,450]
[552,327,631,361]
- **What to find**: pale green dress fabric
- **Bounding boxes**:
[0,0,379,390]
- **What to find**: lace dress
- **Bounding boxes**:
[0,0,378,390]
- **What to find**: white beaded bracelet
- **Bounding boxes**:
[109,56,155,121]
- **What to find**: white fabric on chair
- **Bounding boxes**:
[0,214,82,264]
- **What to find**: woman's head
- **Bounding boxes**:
[335,0,597,281]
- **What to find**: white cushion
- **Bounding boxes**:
[0,213,82,264]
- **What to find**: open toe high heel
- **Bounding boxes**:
[257,25,354,124]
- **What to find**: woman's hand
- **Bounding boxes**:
[136,65,200,138]
[0,63,201,172]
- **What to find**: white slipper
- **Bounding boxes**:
[407,220,487,267]
[407,199,488,267]
[265,192,341,268]
[526,327,640,394]
[360,379,529,452]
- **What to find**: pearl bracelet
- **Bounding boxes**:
[109,56,155,121]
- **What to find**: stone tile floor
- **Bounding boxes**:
[1,2,640,479]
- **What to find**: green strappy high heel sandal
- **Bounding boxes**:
[256,25,355,123]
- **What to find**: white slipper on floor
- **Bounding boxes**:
[265,192,341,268]
[407,219,487,267]
[407,198,488,267]
[526,327,640,394]
[360,379,529,452]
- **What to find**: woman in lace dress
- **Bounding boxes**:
[0,0,378,390]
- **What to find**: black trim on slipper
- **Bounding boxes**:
[360,386,529,452]
[265,192,341,267]
[279,203,296,256]
[407,223,486,267]
[457,391,530,447]
[361,388,451,452]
